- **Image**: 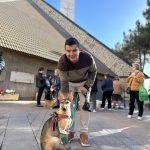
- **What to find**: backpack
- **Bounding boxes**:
[139,85,149,102]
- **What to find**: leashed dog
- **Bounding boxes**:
[40,92,73,150]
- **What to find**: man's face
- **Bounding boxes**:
[65,44,80,63]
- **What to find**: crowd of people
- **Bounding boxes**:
[1,36,149,149]
[0,34,149,148]
[34,37,149,147]
[35,68,61,108]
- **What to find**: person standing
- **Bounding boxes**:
[127,63,144,120]
[0,51,5,75]
[101,73,113,109]
[35,67,45,107]
[148,88,150,100]
[112,76,123,109]
[57,37,97,147]
[52,69,61,108]
[45,75,53,101]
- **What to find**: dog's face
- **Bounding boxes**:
[57,98,71,115]
[57,91,73,116]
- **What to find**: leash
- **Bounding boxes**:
[68,92,78,129]
[57,114,71,121]
[51,112,58,131]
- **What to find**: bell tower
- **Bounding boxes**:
[60,0,75,21]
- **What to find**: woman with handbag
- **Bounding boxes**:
[127,63,144,120]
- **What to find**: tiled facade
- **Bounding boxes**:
[0,0,132,99]
[33,0,131,76]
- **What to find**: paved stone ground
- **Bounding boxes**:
[0,101,150,150]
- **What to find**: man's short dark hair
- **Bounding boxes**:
[38,67,44,71]
[65,37,79,47]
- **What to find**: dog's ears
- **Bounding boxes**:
[58,91,64,100]
[58,91,73,102]
[67,91,73,102]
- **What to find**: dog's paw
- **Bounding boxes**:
[59,128,69,135]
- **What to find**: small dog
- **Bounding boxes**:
[45,99,56,109]
[41,92,73,150]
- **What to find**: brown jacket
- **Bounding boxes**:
[127,70,144,91]
[57,51,97,93]
[113,80,122,95]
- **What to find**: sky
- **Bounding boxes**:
[45,0,150,88]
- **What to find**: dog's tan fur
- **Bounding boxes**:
[41,93,72,150]
[44,99,56,109]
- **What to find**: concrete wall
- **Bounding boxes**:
[0,48,57,100]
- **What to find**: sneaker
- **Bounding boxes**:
[137,116,142,120]
[68,132,75,143]
[80,132,90,147]
[93,109,96,112]
[127,115,132,119]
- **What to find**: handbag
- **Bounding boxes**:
[82,93,91,112]
[139,85,149,102]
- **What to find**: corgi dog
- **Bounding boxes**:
[40,92,73,150]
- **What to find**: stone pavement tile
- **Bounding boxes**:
[1,112,40,150]
[0,131,5,147]
[93,136,128,149]
[2,129,39,150]
[70,138,83,150]
[99,145,130,150]
[145,144,150,150]
[119,137,139,145]
[129,145,149,150]
[31,110,50,146]
[0,114,9,147]
[0,101,150,150]
[28,111,48,136]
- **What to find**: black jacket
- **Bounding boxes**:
[91,78,98,92]
[101,77,113,92]
[0,56,5,73]
[36,73,45,88]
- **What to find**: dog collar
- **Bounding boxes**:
[58,114,71,121]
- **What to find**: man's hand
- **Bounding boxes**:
[79,86,87,94]
[130,72,136,78]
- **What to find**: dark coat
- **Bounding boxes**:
[91,78,98,92]
[36,73,45,88]
[0,56,5,74]
[54,76,61,90]
[101,77,113,92]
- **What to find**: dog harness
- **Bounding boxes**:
[58,114,71,121]
[51,112,70,147]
